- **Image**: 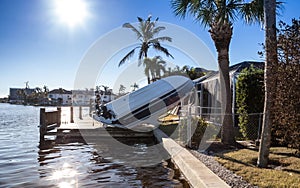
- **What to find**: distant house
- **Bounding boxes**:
[101,89,117,103]
[72,89,94,106]
[48,88,72,106]
[9,88,35,104]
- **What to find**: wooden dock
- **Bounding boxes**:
[39,107,154,143]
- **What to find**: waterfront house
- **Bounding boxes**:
[72,89,94,106]
[193,61,264,125]
[48,88,72,106]
[101,89,117,103]
[9,88,35,104]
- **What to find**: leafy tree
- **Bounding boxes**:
[164,65,183,77]
[272,18,300,153]
[236,65,264,140]
[119,15,173,67]
[170,0,267,145]
[181,65,205,80]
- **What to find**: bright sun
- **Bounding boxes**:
[54,0,90,28]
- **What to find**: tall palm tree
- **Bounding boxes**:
[144,56,167,83]
[257,0,278,168]
[153,57,167,81]
[43,85,49,98]
[144,57,156,84]
[171,0,265,145]
[119,15,174,67]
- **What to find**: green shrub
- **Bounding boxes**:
[159,116,220,149]
[236,65,264,140]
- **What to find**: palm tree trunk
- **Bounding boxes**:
[257,0,278,168]
[210,22,236,145]
[219,51,235,145]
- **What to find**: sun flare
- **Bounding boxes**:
[54,0,90,28]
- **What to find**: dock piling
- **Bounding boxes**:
[70,106,74,123]
[57,107,61,126]
[39,107,62,140]
[40,108,46,139]
[79,106,82,119]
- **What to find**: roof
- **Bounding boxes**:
[194,61,264,84]
[49,88,72,95]
[229,61,264,72]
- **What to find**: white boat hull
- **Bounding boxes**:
[94,76,194,129]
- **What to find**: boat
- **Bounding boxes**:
[93,75,194,129]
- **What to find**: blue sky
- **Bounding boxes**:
[0,0,299,97]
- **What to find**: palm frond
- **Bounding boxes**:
[196,7,215,27]
[152,26,166,35]
[137,17,143,22]
[123,23,143,39]
[157,60,167,66]
[152,43,174,59]
[149,36,172,43]
[225,0,240,22]
[275,1,285,17]
[171,0,217,27]
[118,48,136,67]
[147,15,152,22]
[153,55,162,60]
[170,0,189,19]
[138,48,146,64]
[238,0,264,24]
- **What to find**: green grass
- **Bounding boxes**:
[215,147,300,188]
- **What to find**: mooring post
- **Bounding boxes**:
[187,105,192,148]
[70,106,74,123]
[57,107,61,127]
[40,108,46,140]
[79,106,82,119]
[89,99,92,117]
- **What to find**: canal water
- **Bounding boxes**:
[0,103,188,188]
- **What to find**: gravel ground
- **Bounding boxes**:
[189,150,258,188]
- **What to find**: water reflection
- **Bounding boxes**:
[49,163,78,188]
[0,104,188,187]
[38,138,188,188]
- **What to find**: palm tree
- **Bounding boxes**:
[119,15,174,67]
[257,0,278,168]
[170,0,267,145]
[118,84,126,95]
[131,83,139,91]
[144,57,156,84]
[43,85,49,98]
[153,57,167,81]
[35,87,42,94]
[144,56,167,83]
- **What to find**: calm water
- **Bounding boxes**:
[0,103,187,188]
